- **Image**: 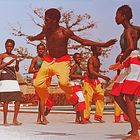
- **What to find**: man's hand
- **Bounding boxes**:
[104,39,117,47]
[109,62,122,71]
[103,76,110,82]
[27,36,35,41]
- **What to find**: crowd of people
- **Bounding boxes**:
[0,5,140,140]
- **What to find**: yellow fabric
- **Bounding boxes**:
[83,81,104,119]
[114,101,123,116]
[34,60,73,103]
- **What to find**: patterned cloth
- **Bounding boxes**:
[111,50,140,96]
[0,56,22,102]
[83,76,104,120]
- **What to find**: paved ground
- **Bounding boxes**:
[0,108,140,140]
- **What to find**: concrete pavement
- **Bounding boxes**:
[0,110,140,140]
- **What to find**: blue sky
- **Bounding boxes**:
[0,0,140,79]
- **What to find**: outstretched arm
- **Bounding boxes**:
[27,26,46,41]
[66,29,117,48]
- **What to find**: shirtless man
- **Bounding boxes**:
[27,8,116,124]
[109,5,140,140]
[84,47,110,123]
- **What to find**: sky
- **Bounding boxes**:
[0,0,140,80]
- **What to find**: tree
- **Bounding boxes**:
[14,47,33,61]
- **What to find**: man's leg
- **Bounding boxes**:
[122,95,139,140]
[114,95,128,115]
[93,84,105,123]
[34,61,53,125]
[54,61,85,115]
[83,81,93,121]
[114,94,140,134]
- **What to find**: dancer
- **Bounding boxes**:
[113,55,129,123]
[84,46,110,123]
[70,53,86,124]
[0,39,22,126]
[28,43,53,124]
[109,5,140,140]
[27,8,116,124]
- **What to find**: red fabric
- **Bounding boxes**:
[69,94,78,105]
[111,55,140,96]
[73,85,82,93]
[122,57,140,68]
[84,76,100,86]
[123,113,129,121]
[44,54,71,63]
[94,114,102,120]
[111,78,140,96]
[33,73,37,79]
[110,82,123,96]
[114,115,121,123]
[122,80,140,96]
[46,98,54,109]
[74,101,85,112]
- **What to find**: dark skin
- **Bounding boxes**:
[0,41,21,126]
[109,7,140,140]
[70,53,86,124]
[28,19,117,59]
[87,47,110,123]
[88,47,110,82]
[27,9,117,125]
[28,45,45,74]
[28,44,46,124]
[70,54,84,80]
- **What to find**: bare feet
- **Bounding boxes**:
[41,120,49,125]
[36,120,42,124]
[41,117,49,125]
[94,118,105,123]
[122,135,140,140]
[128,123,140,134]
[86,120,92,124]
[12,121,22,126]
[3,122,10,126]
[75,119,80,124]
[80,119,88,124]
